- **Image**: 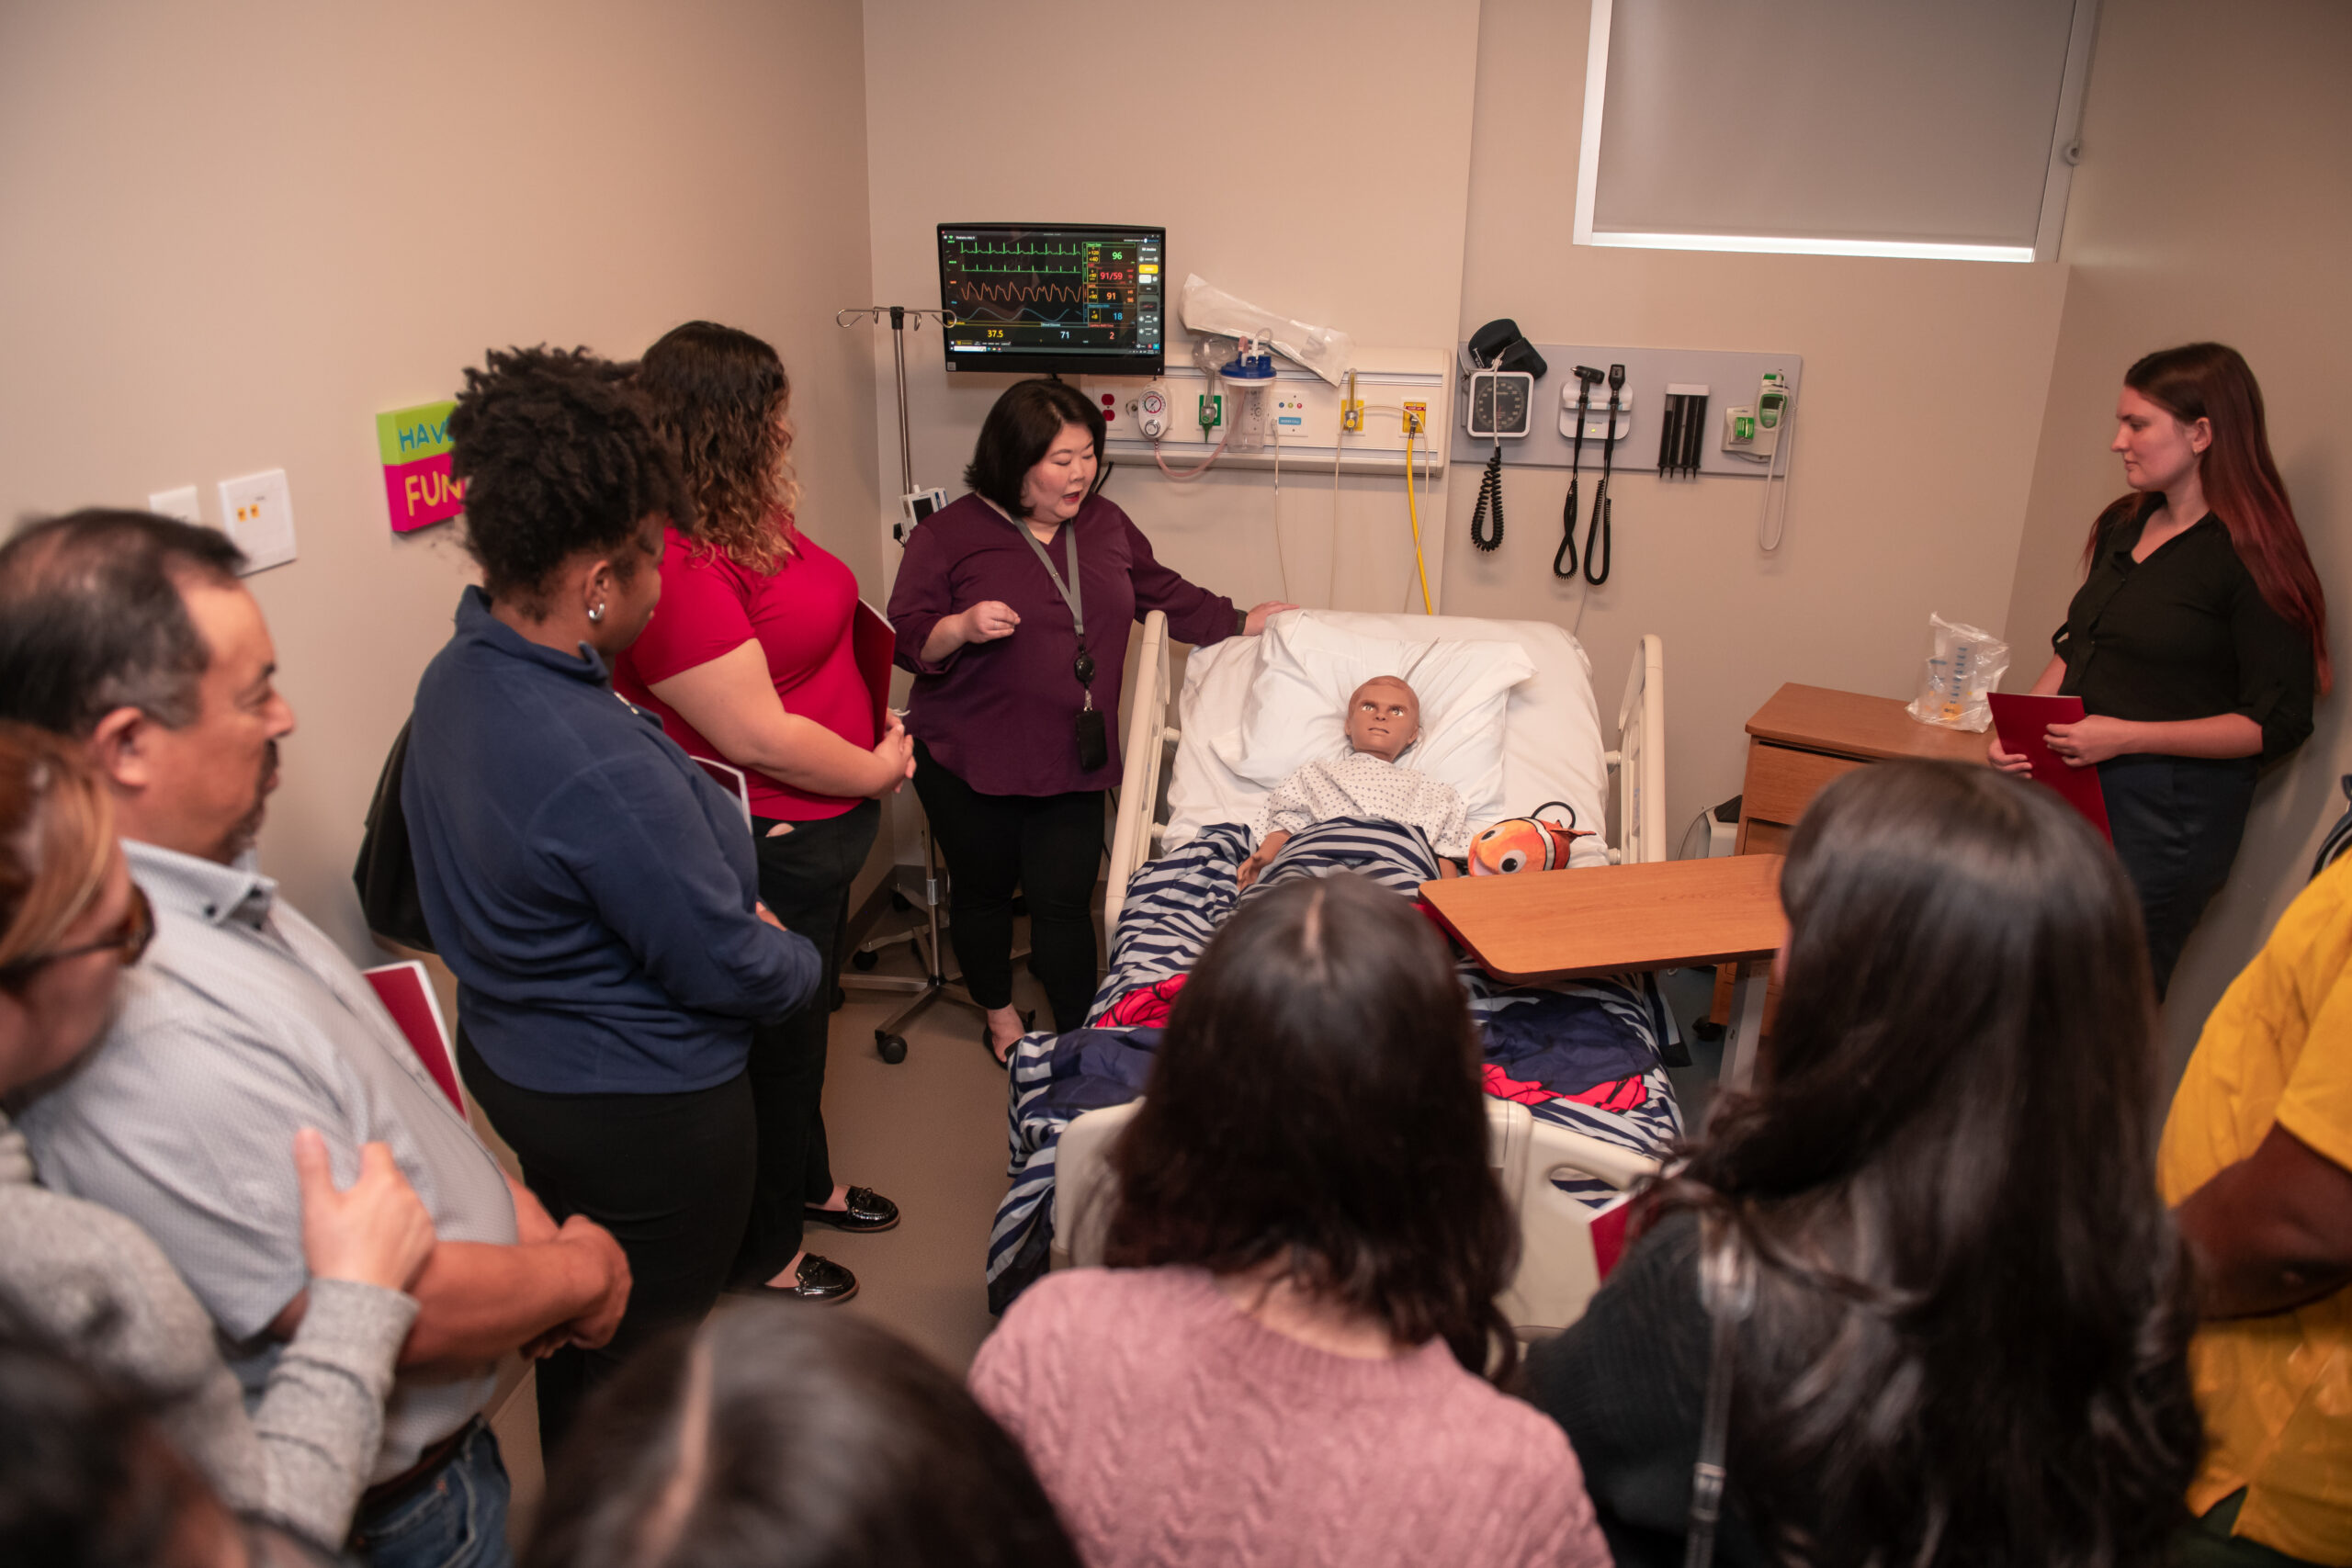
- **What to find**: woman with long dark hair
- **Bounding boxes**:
[614,321,910,1309]
[1992,343,2326,996]
[970,874,1607,1568]
[1527,761,2202,1568]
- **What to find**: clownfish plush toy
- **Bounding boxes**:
[1467,801,1592,876]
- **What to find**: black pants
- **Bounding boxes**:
[733,797,879,1285]
[2099,753,2257,999]
[456,1029,755,1455]
[911,739,1104,1032]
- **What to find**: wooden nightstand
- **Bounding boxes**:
[1709,684,1989,1024]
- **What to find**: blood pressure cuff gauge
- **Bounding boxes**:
[1466,319,1546,441]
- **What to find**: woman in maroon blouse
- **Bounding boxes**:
[889,379,1290,1063]
[616,322,913,1305]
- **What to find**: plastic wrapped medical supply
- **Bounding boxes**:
[1179,274,1353,387]
[1906,613,2010,732]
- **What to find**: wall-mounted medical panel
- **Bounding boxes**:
[1081,349,1451,475]
[1454,343,1802,479]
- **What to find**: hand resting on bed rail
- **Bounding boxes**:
[1237,675,1471,888]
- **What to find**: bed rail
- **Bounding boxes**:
[1102,610,1174,943]
[1604,633,1668,864]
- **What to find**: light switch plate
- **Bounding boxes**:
[147,485,202,525]
[217,468,297,574]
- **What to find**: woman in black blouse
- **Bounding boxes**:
[1992,344,2327,996]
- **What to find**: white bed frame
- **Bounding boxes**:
[1103,612,1668,939]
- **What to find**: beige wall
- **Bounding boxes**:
[1440,0,2073,846]
[0,0,882,963]
[856,0,1484,619]
[2001,0,2352,1071]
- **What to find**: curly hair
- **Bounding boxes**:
[638,322,800,575]
[447,346,693,612]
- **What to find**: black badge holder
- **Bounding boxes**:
[1004,510,1109,772]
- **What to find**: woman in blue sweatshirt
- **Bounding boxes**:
[401,347,821,1448]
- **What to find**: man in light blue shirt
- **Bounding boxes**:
[0,510,634,1568]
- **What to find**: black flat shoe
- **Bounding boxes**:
[755,1253,857,1304]
[983,1010,1037,1068]
[803,1186,899,1234]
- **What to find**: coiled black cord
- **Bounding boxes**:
[1555,475,1580,578]
[1469,445,1505,552]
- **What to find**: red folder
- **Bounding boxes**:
[854,600,898,742]
[1986,693,2113,840]
[361,961,465,1117]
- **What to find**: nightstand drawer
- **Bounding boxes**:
[1742,741,1867,829]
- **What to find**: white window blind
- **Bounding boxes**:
[1574,0,2098,263]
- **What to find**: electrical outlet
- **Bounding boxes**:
[1402,401,1427,435]
[217,468,298,574]
[147,485,201,525]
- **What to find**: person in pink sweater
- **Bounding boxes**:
[970,874,1608,1568]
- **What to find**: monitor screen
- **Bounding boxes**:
[937,223,1165,376]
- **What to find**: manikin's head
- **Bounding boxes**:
[1344,677,1420,762]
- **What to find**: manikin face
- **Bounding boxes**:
[2111,385,2211,496]
[1018,422,1100,527]
[1344,678,1420,762]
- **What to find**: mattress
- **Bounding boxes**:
[1159,611,1613,867]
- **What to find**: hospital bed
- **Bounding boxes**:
[1104,608,1668,939]
[986,608,1702,1325]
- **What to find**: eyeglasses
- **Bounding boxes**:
[0,884,153,987]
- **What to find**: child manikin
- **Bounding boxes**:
[1237,676,1471,890]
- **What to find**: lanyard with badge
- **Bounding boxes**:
[1004,512,1109,772]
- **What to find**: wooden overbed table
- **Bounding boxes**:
[1419,855,1787,1089]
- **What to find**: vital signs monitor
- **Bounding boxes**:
[937,222,1166,376]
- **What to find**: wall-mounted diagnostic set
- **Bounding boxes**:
[1456,341,1803,566]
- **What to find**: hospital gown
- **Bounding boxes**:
[1253,750,1473,859]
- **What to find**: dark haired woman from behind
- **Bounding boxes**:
[523,1304,1080,1568]
[402,346,822,1449]
[1526,761,2201,1568]
[1992,343,2325,996]
[887,378,1293,1062]
[970,874,1608,1568]
[614,321,910,1309]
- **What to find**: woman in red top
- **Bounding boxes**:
[616,322,914,1306]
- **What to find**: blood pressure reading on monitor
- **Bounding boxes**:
[937,222,1166,376]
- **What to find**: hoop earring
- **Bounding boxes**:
[588,604,605,625]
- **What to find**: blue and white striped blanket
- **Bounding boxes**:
[985,818,1684,1311]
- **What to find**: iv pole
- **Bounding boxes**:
[834,304,956,539]
[831,302,992,1065]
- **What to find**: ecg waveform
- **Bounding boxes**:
[940,230,1162,359]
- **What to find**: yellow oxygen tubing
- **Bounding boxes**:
[1404,427,1433,615]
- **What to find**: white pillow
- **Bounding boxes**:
[1209,614,1533,823]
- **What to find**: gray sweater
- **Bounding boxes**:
[0,1110,417,1548]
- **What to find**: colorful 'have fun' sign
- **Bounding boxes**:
[377,400,464,533]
